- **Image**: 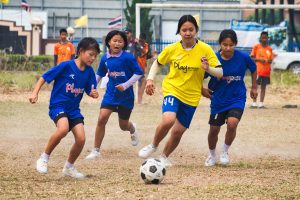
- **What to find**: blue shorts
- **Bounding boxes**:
[49,107,83,122]
[162,95,197,128]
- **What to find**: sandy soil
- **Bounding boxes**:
[0,84,299,199]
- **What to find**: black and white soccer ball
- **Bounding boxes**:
[140,158,166,184]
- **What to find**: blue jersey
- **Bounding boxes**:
[42,60,97,118]
[208,50,256,114]
[97,51,143,109]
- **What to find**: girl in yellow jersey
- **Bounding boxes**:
[138,15,223,167]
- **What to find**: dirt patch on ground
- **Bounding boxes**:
[0,85,299,199]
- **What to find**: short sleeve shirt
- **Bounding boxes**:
[54,42,75,65]
[251,44,272,77]
[158,40,220,106]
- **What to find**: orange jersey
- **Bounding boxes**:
[251,44,273,77]
[137,42,149,72]
[54,42,75,65]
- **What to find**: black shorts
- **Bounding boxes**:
[101,105,132,120]
[257,76,270,85]
[209,108,243,126]
[54,113,84,131]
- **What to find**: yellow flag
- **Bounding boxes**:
[74,15,88,28]
[1,0,9,4]
[193,14,200,26]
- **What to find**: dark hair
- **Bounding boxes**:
[218,29,238,45]
[139,33,147,40]
[176,15,199,34]
[124,28,132,33]
[261,31,268,37]
[59,28,67,34]
[76,37,100,57]
[105,30,128,50]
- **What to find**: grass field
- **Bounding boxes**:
[0,72,299,199]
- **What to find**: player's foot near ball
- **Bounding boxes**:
[138,144,157,158]
[159,155,172,168]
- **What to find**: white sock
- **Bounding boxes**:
[223,143,230,153]
[40,152,49,161]
[252,102,257,106]
[209,149,216,157]
[93,147,100,152]
[160,154,168,159]
[65,161,74,169]
[258,102,263,107]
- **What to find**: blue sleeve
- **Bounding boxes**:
[42,62,67,83]
[96,55,108,77]
[85,67,97,95]
[128,54,144,76]
[245,53,256,73]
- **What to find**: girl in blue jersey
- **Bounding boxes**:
[85,30,143,160]
[29,37,100,179]
[203,29,258,167]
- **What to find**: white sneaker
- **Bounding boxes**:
[130,123,139,146]
[62,166,85,179]
[250,102,258,109]
[220,151,230,165]
[138,144,157,158]
[204,155,216,167]
[85,149,101,160]
[159,155,172,168]
[36,157,48,174]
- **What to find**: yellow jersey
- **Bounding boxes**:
[158,40,220,106]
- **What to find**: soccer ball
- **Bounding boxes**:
[140,158,166,184]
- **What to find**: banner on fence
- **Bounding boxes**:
[230,20,288,51]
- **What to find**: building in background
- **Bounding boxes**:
[2,0,297,55]
[1,0,241,41]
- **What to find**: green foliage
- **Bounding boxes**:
[247,10,282,25]
[124,0,154,42]
[0,71,38,92]
[0,54,53,71]
[271,70,300,86]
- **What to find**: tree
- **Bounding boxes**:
[287,0,299,45]
[279,0,284,22]
[270,0,275,25]
[124,0,154,42]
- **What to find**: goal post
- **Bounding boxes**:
[135,3,300,39]
[134,3,300,102]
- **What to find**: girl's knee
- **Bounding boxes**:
[227,122,238,131]
[97,117,108,127]
[76,136,85,145]
[119,122,129,131]
[161,120,175,130]
[56,128,69,138]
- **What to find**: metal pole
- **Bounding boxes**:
[53,12,56,39]
[135,3,300,46]
[1,3,3,20]
[135,4,141,42]
[81,0,84,38]
[136,3,300,9]
[121,0,124,30]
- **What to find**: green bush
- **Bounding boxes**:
[0,54,53,71]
